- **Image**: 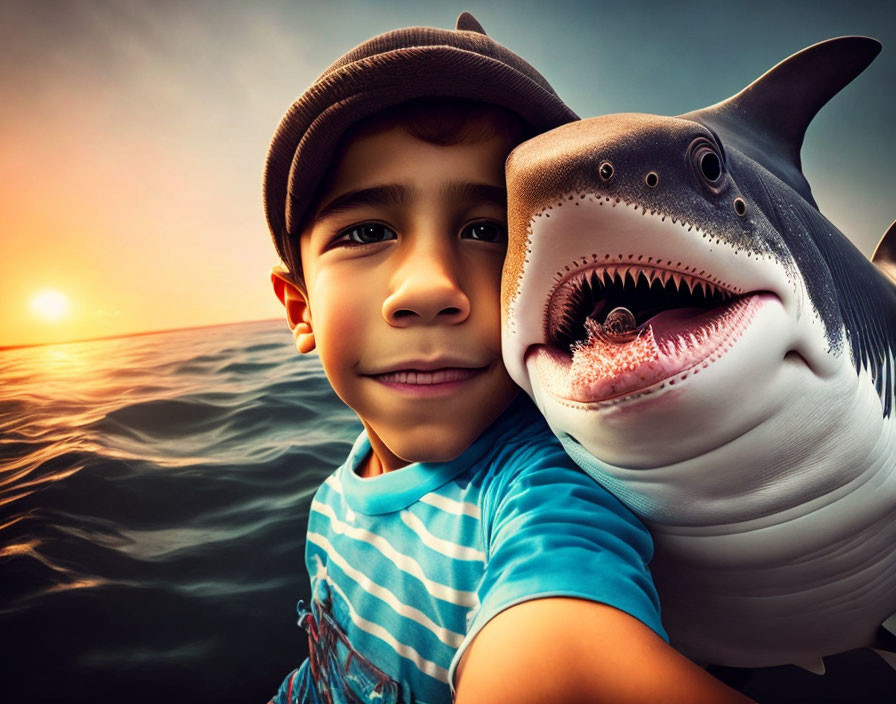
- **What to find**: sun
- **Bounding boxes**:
[30,290,70,321]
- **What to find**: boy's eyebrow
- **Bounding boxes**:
[315,184,410,221]
[314,182,508,223]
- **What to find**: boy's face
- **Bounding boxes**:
[279,125,519,468]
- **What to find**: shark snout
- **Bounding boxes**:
[503,114,762,308]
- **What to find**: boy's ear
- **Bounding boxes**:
[271,266,315,354]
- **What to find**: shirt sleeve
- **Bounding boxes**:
[448,438,667,688]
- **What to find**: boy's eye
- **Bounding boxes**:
[337,223,397,245]
[462,221,506,243]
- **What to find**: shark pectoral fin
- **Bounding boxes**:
[871,219,896,285]
[791,657,826,675]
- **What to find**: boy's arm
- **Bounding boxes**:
[454,597,755,704]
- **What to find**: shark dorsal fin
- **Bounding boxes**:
[872,219,896,285]
[456,12,487,35]
[680,36,881,207]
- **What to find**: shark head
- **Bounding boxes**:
[502,36,895,523]
[501,36,896,665]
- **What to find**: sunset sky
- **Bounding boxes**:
[1,0,894,347]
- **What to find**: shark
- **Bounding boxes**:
[501,36,896,671]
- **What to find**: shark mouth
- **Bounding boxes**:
[532,262,766,404]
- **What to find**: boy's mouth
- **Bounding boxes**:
[371,366,486,386]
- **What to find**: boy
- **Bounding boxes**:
[264,13,753,704]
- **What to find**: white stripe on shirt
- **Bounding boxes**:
[419,492,481,518]
[307,531,465,649]
[400,511,485,562]
[323,569,452,683]
[323,474,343,493]
[311,500,478,607]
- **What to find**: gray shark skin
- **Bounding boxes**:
[501,37,896,670]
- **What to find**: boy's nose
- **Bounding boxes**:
[382,249,471,327]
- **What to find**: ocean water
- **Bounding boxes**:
[2,319,894,703]
[1,320,359,702]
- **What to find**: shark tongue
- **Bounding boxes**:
[567,320,667,398]
[542,297,760,403]
[643,306,711,336]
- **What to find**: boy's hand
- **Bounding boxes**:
[454,597,756,704]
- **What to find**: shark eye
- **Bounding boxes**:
[688,138,726,190]
[699,150,721,181]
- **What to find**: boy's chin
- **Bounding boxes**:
[360,382,519,466]
[382,425,479,465]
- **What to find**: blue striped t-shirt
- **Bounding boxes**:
[274,393,666,704]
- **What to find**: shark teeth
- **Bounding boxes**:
[579,265,733,297]
[547,263,739,352]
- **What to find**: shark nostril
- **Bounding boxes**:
[645,172,659,188]
[734,197,747,216]
[599,161,614,181]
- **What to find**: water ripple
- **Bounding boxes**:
[0,320,350,701]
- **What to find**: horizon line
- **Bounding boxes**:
[0,317,284,352]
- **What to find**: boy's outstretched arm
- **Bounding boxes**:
[454,597,756,704]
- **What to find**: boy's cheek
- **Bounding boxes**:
[309,275,372,336]
[315,310,363,347]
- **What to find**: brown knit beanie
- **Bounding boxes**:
[263,11,578,268]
